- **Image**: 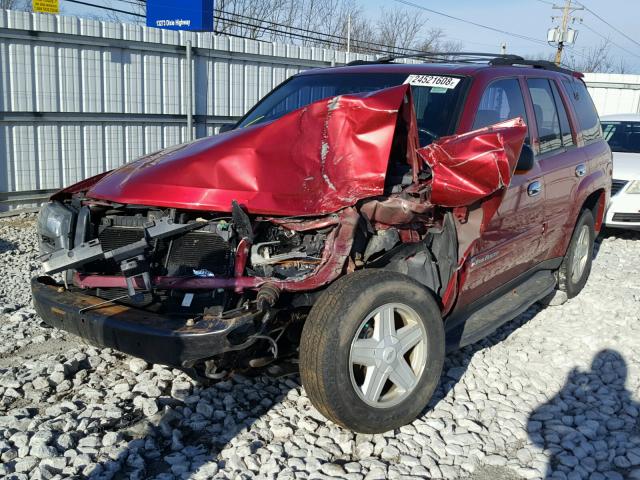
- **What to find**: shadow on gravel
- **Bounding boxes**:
[0,237,18,253]
[90,308,541,479]
[92,371,295,479]
[528,349,640,479]
[425,302,542,412]
[90,307,544,479]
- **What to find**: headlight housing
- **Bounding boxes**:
[37,202,76,254]
[626,180,640,194]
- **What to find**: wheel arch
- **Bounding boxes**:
[581,188,606,233]
[368,212,458,309]
[554,172,607,259]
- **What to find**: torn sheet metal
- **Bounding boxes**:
[74,208,360,293]
[73,86,414,217]
[417,118,527,208]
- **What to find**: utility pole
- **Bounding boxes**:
[554,0,572,64]
[501,42,507,55]
[549,0,583,65]
[346,14,351,62]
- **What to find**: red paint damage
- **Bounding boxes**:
[419,118,527,208]
[64,84,526,297]
[67,86,412,216]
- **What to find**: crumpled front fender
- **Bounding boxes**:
[419,118,527,208]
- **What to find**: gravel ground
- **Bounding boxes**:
[0,213,639,480]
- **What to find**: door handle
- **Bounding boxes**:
[527,180,542,197]
[575,164,586,177]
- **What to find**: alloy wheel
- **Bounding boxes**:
[349,303,428,408]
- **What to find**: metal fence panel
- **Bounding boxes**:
[0,8,403,207]
[584,73,640,117]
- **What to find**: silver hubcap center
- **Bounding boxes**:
[382,346,397,364]
[348,303,428,408]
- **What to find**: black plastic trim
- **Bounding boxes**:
[31,276,259,368]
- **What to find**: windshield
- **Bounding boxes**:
[602,121,640,153]
[237,72,467,146]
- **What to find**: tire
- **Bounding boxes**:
[299,269,445,433]
[558,208,595,298]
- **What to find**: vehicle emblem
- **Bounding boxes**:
[470,251,499,267]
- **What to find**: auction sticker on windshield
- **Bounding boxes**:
[404,75,460,89]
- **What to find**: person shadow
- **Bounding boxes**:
[527,349,640,479]
[86,364,298,479]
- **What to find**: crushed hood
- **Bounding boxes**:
[58,84,526,218]
[82,86,412,216]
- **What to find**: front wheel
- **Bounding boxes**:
[299,270,445,433]
[558,208,595,298]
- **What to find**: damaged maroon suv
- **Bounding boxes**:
[32,55,611,433]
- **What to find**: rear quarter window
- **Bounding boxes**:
[562,79,602,143]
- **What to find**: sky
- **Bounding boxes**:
[368,0,640,72]
[57,0,640,73]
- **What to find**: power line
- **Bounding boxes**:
[214,10,427,55]
[64,0,144,17]
[98,0,431,56]
[213,16,404,57]
[392,0,551,47]
[108,0,145,7]
[63,0,428,57]
[579,22,640,60]
[575,1,640,50]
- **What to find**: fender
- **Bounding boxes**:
[551,169,607,258]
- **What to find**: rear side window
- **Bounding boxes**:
[550,81,575,147]
[473,79,529,142]
[562,79,602,142]
[527,79,563,154]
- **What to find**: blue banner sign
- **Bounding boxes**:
[146,0,215,32]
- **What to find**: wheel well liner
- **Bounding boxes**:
[582,188,606,232]
[368,212,458,301]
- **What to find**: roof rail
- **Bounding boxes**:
[351,52,578,75]
[488,54,576,75]
[346,58,395,66]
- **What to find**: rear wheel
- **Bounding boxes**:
[299,270,445,433]
[559,209,595,298]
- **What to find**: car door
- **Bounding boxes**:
[456,77,546,307]
[525,78,580,260]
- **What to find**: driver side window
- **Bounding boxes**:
[473,78,530,144]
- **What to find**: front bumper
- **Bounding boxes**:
[31,276,260,368]
[605,192,640,231]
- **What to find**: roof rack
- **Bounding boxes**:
[347,52,578,76]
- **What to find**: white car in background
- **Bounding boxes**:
[601,114,640,231]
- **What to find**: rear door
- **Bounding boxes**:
[525,77,580,260]
[457,77,545,306]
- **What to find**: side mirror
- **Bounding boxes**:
[516,144,535,172]
[218,123,236,133]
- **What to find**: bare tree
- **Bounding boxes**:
[562,39,628,74]
[215,0,377,50]
[416,28,464,56]
[103,0,145,24]
[66,0,465,59]
[0,0,30,11]
[375,7,424,53]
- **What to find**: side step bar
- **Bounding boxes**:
[445,269,557,351]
